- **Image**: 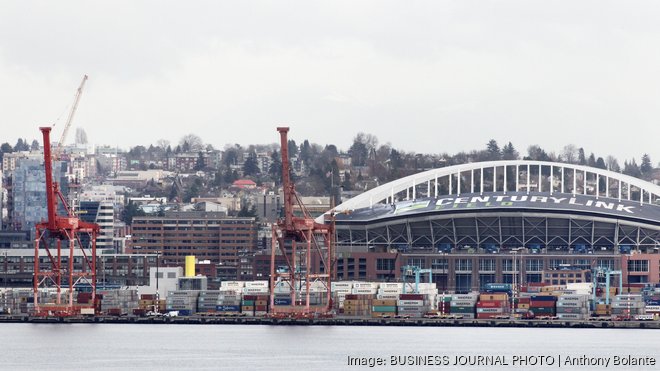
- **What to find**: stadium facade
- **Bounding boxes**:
[324,160,660,292]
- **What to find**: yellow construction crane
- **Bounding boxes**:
[54,74,88,159]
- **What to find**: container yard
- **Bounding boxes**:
[2,280,660,329]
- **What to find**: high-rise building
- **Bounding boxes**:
[10,159,67,238]
[78,201,115,251]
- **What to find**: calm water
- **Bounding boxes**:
[2,324,659,370]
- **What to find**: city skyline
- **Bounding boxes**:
[1,2,660,162]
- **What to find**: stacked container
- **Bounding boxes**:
[242,294,269,316]
[477,293,510,319]
[556,294,590,320]
[343,294,373,316]
[99,290,139,316]
[197,291,221,313]
[612,294,645,318]
[397,293,428,318]
[166,291,199,315]
[529,295,557,318]
[514,297,531,318]
[371,299,397,318]
[450,293,478,319]
[331,281,353,311]
[377,283,402,300]
[216,290,241,315]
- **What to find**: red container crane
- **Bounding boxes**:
[33,127,99,316]
[269,127,335,317]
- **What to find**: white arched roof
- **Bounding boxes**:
[320,160,660,222]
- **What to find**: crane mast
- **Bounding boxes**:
[269,127,335,318]
[54,74,88,159]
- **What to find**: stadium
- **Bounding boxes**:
[325,160,660,292]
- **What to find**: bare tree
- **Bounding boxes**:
[179,134,204,152]
[562,144,578,164]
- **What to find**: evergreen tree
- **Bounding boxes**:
[486,139,501,160]
[502,142,519,160]
[194,151,205,171]
[30,140,40,151]
[578,148,586,165]
[268,150,282,184]
[640,154,653,177]
[121,201,146,225]
[242,151,260,176]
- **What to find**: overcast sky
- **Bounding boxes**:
[1,1,659,163]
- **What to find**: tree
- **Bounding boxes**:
[242,151,260,176]
[269,150,282,184]
[179,134,203,152]
[595,157,607,170]
[30,140,40,151]
[1,142,13,153]
[287,139,298,157]
[562,144,578,164]
[194,151,206,171]
[606,156,620,172]
[623,159,642,178]
[486,139,501,160]
[578,148,586,165]
[238,203,258,219]
[14,138,29,151]
[349,134,369,166]
[640,154,653,177]
[501,142,519,160]
[587,153,596,167]
[299,140,311,163]
[121,201,146,225]
[525,145,551,161]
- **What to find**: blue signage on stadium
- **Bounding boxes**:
[340,192,660,224]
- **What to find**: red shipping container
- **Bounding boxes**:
[243,295,258,300]
[529,282,548,287]
[517,298,531,304]
[530,301,555,308]
[256,295,270,300]
[477,300,507,308]
[255,305,267,311]
[399,294,424,300]
[345,294,358,300]
[141,294,155,300]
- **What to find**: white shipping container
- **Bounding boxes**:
[221,281,245,288]
[450,301,478,307]
[331,282,354,290]
[378,288,401,294]
[452,294,479,301]
[398,300,424,306]
[353,282,378,289]
[377,294,399,300]
[476,307,504,313]
[245,281,269,288]
[378,283,403,289]
[398,306,428,312]
[332,288,351,294]
[644,305,660,312]
[351,288,377,294]
[556,313,585,320]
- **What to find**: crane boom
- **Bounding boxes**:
[55,74,88,158]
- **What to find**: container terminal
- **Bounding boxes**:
[1,85,659,328]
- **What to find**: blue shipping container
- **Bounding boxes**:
[177,310,192,316]
[485,283,512,292]
[274,298,292,306]
[216,305,241,312]
[531,295,557,301]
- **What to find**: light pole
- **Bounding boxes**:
[510,247,523,318]
[155,250,160,313]
[2,251,7,314]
